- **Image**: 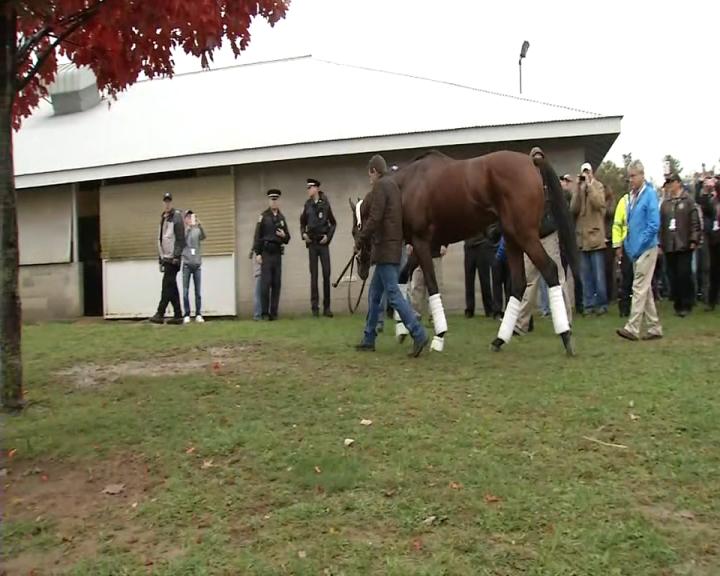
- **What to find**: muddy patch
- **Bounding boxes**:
[56,343,262,389]
[2,454,174,575]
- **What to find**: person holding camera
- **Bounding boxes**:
[253,189,291,320]
[300,178,337,317]
[150,192,185,325]
[570,162,608,315]
[182,210,206,324]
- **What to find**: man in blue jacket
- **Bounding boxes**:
[617,160,663,341]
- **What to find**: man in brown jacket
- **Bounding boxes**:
[660,173,700,316]
[355,154,429,357]
[570,162,608,314]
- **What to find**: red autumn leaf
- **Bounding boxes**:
[8,448,17,458]
[10,0,291,130]
[484,493,501,504]
[449,481,462,490]
[41,474,49,482]
[411,538,423,552]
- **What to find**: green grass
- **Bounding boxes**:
[2,306,720,575]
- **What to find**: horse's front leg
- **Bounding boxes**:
[412,237,447,352]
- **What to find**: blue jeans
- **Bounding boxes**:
[581,249,608,311]
[253,274,262,320]
[363,263,426,346]
[182,263,202,316]
[539,278,550,314]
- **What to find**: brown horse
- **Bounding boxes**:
[350,149,579,355]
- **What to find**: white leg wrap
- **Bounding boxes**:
[395,320,409,337]
[548,285,570,334]
[497,297,522,343]
[430,336,444,352]
[428,294,448,335]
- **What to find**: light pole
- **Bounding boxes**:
[518,40,530,94]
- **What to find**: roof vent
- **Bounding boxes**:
[46,64,101,116]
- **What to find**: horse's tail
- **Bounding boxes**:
[534,156,580,282]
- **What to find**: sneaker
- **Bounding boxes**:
[616,328,638,341]
[149,315,164,325]
[464,310,474,319]
[167,317,184,325]
[355,342,375,352]
[323,310,334,318]
[195,315,205,323]
[183,316,191,325]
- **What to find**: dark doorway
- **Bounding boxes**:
[77,183,103,316]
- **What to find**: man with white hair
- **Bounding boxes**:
[617,160,663,341]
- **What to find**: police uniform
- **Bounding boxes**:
[253,189,291,320]
[300,178,337,316]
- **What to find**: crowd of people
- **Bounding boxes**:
[146,153,720,347]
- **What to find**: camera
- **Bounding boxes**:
[578,175,586,182]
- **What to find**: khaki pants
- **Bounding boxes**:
[410,257,444,318]
[625,246,663,337]
[515,232,571,334]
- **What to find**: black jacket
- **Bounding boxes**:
[300,191,337,244]
[253,208,291,255]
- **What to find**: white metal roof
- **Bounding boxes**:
[13,55,621,188]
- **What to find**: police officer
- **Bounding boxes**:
[253,189,291,320]
[300,177,337,317]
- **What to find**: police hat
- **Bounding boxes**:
[163,192,173,201]
[306,178,321,187]
[267,189,282,199]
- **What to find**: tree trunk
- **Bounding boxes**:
[0,4,24,411]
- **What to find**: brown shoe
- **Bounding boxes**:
[616,328,639,341]
[642,332,663,341]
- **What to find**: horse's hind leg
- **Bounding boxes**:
[412,237,447,352]
[524,235,575,356]
[491,239,525,351]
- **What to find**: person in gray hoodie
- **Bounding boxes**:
[182,210,206,323]
[150,192,185,324]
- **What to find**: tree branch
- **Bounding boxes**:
[15,0,106,69]
[16,16,88,93]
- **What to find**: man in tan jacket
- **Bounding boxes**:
[571,162,608,315]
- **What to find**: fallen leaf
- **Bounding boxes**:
[263,514,271,520]
[102,483,125,495]
[185,446,196,455]
[314,466,322,474]
[449,481,462,490]
[629,413,640,421]
[383,489,396,498]
[144,559,154,566]
[422,515,437,526]
[131,502,138,509]
[0,468,7,477]
[212,361,222,372]
[201,459,214,469]
[411,538,423,551]
[298,550,307,559]
[678,510,696,521]
[360,419,373,426]
[484,493,501,504]
[8,448,17,458]
[344,438,355,447]
[40,474,49,482]
[628,400,635,408]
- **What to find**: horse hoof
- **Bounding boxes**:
[490,337,504,352]
[561,331,576,357]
